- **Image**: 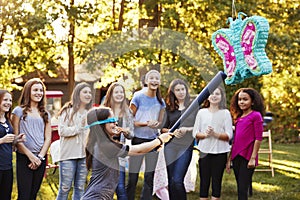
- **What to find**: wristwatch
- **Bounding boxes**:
[37,154,45,161]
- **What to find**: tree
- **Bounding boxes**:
[0,0,60,89]
[0,0,298,142]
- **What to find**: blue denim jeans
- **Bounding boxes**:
[164,142,193,200]
[116,166,128,200]
[56,158,88,200]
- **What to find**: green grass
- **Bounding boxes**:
[11,143,300,200]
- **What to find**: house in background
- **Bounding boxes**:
[12,65,104,111]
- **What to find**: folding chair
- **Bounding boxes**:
[255,129,274,177]
[249,129,274,196]
[45,125,60,176]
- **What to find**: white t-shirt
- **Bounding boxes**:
[193,108,233,154]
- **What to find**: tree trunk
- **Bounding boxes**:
[118,0,125,31]
[68,0,75,97]
[138,0,160,28]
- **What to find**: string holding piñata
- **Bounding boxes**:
[212,12,272,85]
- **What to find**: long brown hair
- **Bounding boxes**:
[58,82,93,123]
[103,82,129,118]
[165,79,191,111]
[18,78,48,124]
[202,86,227,109]
[85,107,122,170]
[0,89,12,125]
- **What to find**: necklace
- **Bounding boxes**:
[0,121,10,133]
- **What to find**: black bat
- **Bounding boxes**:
[169,71,227,132]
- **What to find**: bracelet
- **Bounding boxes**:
[37,154,45,161]
[157,137,163,146]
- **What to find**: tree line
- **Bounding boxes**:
[0,0,299,142]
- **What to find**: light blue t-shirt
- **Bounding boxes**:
[131,93,165,139]
[12,106,50,154]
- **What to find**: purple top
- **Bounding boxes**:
[231,111,263,166]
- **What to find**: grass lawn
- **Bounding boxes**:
[11,143,300,200]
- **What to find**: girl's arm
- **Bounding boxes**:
[130,103,150,127]
[144,108,165,129]
[195,132,208,140]
[160,111,170,134]
[248,140,262,168]
[160,128,169,133]
[0,134,15,144]
[128,132,172,156]
[11,114,42,168]
[37,121,52,159]
[205,110,233,141]
[193,110,206,140]
[173,127,194,138]
[226,147,232,174]
[206,126,230,141]
[248,112,263,168]
[129,103,137,116]
[156,108,165,129]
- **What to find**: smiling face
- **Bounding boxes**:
[174,84,186,102]
[30,83,44,103]
[104,111,118,137]
[0,92,12,114]
[208,88,222,106]
[238,91,253,113]
[145,71,161,91]
[112,85,125,104]
[80,86,92,105]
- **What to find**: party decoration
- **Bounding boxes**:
[212,12,272,85]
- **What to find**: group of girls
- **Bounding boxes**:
[82,69,265,200]
[0,69,265,200]
[0,78,51,200]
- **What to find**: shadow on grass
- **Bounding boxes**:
[11,143,300,200]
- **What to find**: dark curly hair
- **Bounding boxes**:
[230,88,265,121]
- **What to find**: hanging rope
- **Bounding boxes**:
[232,0,237,19]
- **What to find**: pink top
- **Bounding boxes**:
[231,111,263,166]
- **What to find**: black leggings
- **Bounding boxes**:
[232,155,255,200]
[0,169,13,200]
[198,152,227,198]
[16,152,46,200]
